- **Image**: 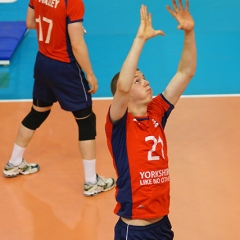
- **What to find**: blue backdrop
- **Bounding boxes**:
[0,0,239,100]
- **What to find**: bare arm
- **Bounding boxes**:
[68,22,98,94]
[110,5,164,122]
[26,6,36,29]
[163,0,196,105]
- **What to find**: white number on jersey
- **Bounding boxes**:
[145,136,165,161]
[36,16,53,44]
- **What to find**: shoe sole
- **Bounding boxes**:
[3,168,40,178]
[84,183,115,197]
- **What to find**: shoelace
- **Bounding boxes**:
[97,177,108,187]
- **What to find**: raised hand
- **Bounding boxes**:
[166,0,194,32]
[137,5,164,41]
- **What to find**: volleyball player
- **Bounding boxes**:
[3,0,114,196]
[105,1,196,238]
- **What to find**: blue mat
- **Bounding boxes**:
[0,21,28,65]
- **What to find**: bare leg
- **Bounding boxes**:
[15,124,35,148]
[78,139,96,160]
[15,105,52,147]
[9,105,52,165]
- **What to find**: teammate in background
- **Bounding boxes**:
[105,0,196,239]
[3,0,114,196]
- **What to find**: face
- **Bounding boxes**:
[130,70,152,103]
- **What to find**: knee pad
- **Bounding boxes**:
[75,112,96,141]
[22,107,51,130]
[72,106,92,118]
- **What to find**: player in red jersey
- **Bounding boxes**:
[3,0,115,196]
[105,0,196,239]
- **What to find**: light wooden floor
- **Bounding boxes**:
[0,97,240,240]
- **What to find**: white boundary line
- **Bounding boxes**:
[0,0,17,2]
[0,94,239,103]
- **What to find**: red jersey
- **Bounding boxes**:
[29,0,84,62]
[105,94,174,219]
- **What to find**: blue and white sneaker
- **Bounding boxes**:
[3,159,39,177]
[84,174,115,196]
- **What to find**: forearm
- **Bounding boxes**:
[72,41,94,76]
[177,29,196,77]
[118,37,145,92]
[163,29,196,105]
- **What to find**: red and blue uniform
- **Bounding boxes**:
[29,0,84,63]
[28,0,92,111]
[105,94,174,219]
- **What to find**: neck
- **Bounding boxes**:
[128,103,148,117]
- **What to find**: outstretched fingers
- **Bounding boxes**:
[186,0,189,11]
[179,0,189,11]
[167,0,188,15]
[140,5,143,20]
[178,0,183,10]
[166,0,194,32]
[172,0,179,12]
[138,4,164,38]
[141,4,151,22]
[140,5,146,20]
[166,5,175,17]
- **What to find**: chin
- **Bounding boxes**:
[146,96,152,104]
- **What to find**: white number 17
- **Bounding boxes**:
[36,16,53,44]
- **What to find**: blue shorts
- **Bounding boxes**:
[32,52,92,111]
[114,216,174,240]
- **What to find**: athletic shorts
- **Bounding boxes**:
[32,51,92,111]
[114,216,174,240]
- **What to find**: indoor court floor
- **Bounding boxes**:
[0,96,240,240]
[1,0,240,239]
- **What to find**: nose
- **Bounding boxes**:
[144,80,149,86]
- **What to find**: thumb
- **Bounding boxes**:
[177,24,183,30]
[155,30,165,36]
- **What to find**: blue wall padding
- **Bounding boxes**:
[0,21,27,61]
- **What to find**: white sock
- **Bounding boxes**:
[9,143,25,166]
[82,159,97,184]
